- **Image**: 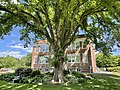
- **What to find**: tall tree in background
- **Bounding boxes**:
[0,0,120,83]
[96,53,119,67]
[0,56,17,68]
[20,53,32,67]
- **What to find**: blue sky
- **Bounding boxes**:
[0,27,32,58]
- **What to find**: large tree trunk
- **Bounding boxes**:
[52,43,65,83]
[53,60,64,83]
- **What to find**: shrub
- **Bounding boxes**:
[19,76,29,83]
[13,76,22,83]
[30,75,42,84]
[31,70,41,77]
[106,66,120,72]
[15,68,32,77]
[45,72,54,76]
[67,75,78,84]
[77,78,86,83]
[19,75,42,84]
[15,68,24,76]
[24,68,32,76]
[42,75,52,84]
[63,69,70,76]
[71,71,86,78]
[71,71,77,75]
[0,73,16,82]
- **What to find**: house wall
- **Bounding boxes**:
[31,37,97,73]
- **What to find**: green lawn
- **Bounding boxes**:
[0,73,120,90]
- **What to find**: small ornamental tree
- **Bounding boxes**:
[0,0,120,83]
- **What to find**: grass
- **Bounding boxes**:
[0,73,120,90]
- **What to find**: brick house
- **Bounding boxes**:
[31,34,97,73]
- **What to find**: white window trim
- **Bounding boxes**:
[67,54,80,63]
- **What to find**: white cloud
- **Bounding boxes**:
[0,51,24,58]
[10,43,23,49]
[8,43,32,53]
[11,0,20,4]
[0,0,19,5]
[8,40,17,45]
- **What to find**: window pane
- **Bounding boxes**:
[72,43,75,49]
[38,56,48,64]
[40,45,49,52]
[76,55,80,63]
[83,54,88,63]
[67,55,71,62]
[34,56,37,64]
[71,56,75,62]
[76,42,79,49]
[46,47,49,52]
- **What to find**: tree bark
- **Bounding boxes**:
[53,60,64,83]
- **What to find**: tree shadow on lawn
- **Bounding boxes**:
[0,81,42,90]
[0,74,120,90]
[42,74,120,90]
[77,74,120,90]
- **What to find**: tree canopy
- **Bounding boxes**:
[96,53,120,67]
[0,0,120,53]
[20,53,32,67]
[0,53,32,69]
[0,0,120,83]
[0,56,17,68]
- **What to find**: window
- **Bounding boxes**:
[67,55,71,62]
[77,68,81,72]
[67,54,80,63]
[82,53,88,63]
[72,43,76,50]
[67,41,80,50]
[71,56,75,62]
[40,45,49,52]
[34,56,38,64]
[38,56,48,64]
[75,42,79,49]
[45,68,48,71]
[68,68,71,71]
[76,55,80,62]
